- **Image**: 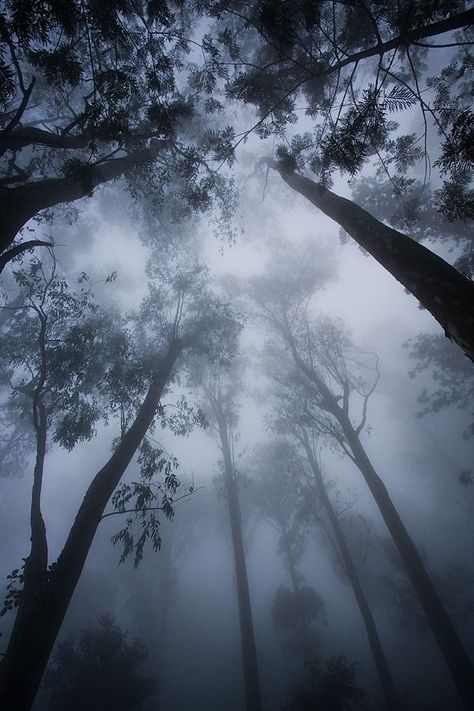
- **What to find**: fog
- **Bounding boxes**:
[0,4,473,711]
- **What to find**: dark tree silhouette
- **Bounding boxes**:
[43,614,157,711]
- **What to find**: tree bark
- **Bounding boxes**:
[216,408,263,711]
[268,161,474,362]
[301,435,401,711]
[0,338,182,711]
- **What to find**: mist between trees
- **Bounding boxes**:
[0,2,473,710]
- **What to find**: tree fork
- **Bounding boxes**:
[267,161,474,362]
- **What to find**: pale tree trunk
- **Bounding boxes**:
[0,339,182,711]
[216,409,262,711]
[268,161,474,362]
[301,434,401,711]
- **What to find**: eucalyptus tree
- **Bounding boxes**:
[248,266,473,707]
[0,253,240,710]
[204,1,474,360]
[265,418,401,710]
[0,0,235,269]
[197,361,262,711]
[251,441,325,662]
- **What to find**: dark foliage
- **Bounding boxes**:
[43,614,157,711]
[286,655,366,710]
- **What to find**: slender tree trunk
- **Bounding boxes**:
[284,331,474,707]
[268,161,474,362]
[216,412,263,711]
[302,436,401,711]
[0,339,181,711]
[338,420,474,710]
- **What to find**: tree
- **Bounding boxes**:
[251,441,325,661]
[198,361,263,711]
[205,2,474,360]
[0,0,235,269]
[43,614,157,711]
[286,655,366,711]
[258,420,400,709]
[0,253,241,710]
[248,261,474,708]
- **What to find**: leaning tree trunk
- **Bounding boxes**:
[268,161,474,362]
[216,411,263,711]
[0,339,181,711]
[285,335,474,708]
[338,418,474,709]
[302,435,401,711]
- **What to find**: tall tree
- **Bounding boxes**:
[284,426,401,711]
[248,265,474,708]
[0,255,240,710]
[206,1,474,360]
[199,363,263,711]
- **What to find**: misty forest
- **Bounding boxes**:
[0,1,473,710]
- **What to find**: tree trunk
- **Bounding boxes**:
[338,420,474,709]
[216,412,263,711]
[284,329,473,707]
[0,146,160,257]
[0,339,182,711]
[269,162,474,362]
[302,435,401,711]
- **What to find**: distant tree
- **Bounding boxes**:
[251,441,325,660]
[43,614,157,711]
[257,420,400,709]
[247,259,474,708]
[0,253,241,710]
[198,361,263,711]
[404,333,474,440]
[285,655,366,711]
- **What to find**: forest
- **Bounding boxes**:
[0,1,473,709]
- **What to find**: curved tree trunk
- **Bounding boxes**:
[301,435,401,711]
[0,339,182,711]
[216,411,263,711]
[268,161,474,362]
